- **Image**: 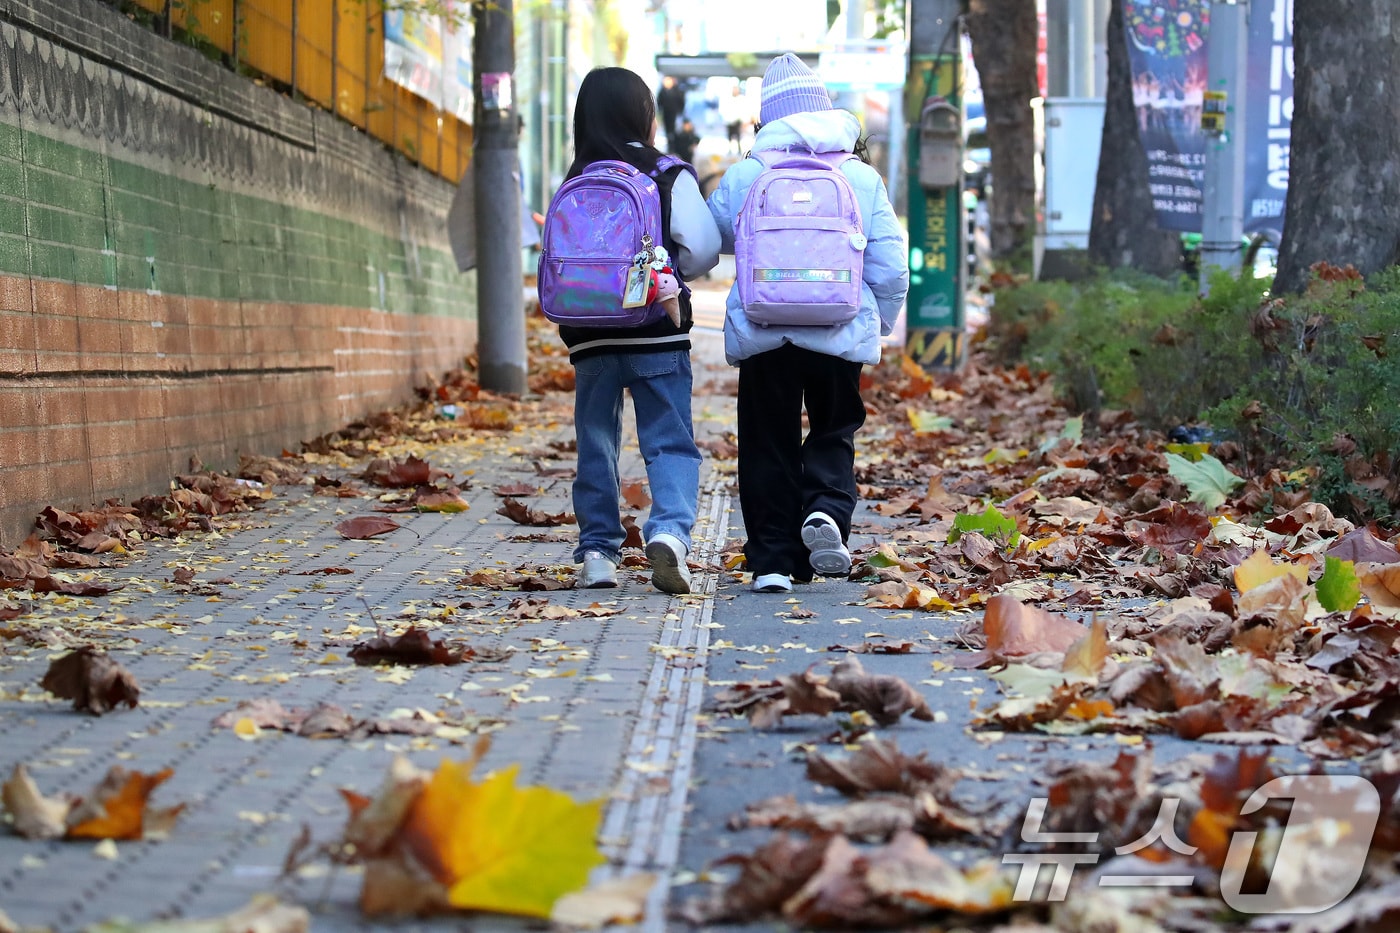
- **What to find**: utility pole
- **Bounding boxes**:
[474,0,527,394]
[1198,0,1248,292]
[904,0,964,371]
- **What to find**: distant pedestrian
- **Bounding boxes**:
[668,117,701,166]
[718,84,749,154]
[657,75,687,137]
[550,67,721,594]
[706,53,908,594]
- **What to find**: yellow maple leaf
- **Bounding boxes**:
[399,758,605,918]
[1233,548,1308,593]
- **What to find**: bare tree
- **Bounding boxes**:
[1087,0,1179,276]
[1272,0,1400,292]
[964,0,1039,271]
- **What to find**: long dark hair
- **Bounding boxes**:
[565,67,663,180]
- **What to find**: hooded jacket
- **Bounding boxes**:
[706,110,909,366]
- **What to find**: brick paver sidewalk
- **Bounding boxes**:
[0,330,738,931]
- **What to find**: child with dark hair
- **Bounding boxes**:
[552,67,721,594]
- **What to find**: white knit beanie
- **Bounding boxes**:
[759,53,832,125]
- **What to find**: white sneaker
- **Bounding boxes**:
[752,573,793,594]
[802,511,852,577]
[645,533,692,595]
[579,551,617,588]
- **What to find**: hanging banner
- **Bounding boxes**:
[384,6,473,121]
[1243,0,1292,236]
[1124,0,1210,232]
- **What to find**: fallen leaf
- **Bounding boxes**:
[350,627,467,666]
[497,498,575,527]
[40,647,140,714]
[1,763,70,839]
[336,516,402,540]
[65,766,181,841]
[492,483,538,497]
[550,872,655,929]
[620,480,652,510]
[362,455,448,488]
[828,657,935,726]
[805,736,955,798]
[381,745,605,917]
[981,594,1087,658]
[1061,616,1109,679]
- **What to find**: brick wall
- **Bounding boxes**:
[0,2,480,546]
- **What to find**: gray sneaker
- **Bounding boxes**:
[802,511,852,577]
[579,551,617,588]
[645,533,692,595]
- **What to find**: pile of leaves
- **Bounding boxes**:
[684,333,1400,928]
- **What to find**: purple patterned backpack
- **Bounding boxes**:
[736,150,865,327]
[537,156,689,327]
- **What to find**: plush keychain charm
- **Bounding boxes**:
[643,245,682,326]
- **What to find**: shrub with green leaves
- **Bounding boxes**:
[988,266,1399,525]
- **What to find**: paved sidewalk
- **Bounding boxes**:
[0,330,738,930]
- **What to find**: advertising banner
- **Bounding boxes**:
[1243,0,1292,236]
[384,7,473,121]
[1123,0,1210,232]
[1124,0,1293,237]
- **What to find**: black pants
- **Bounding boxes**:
[737,343,865,579]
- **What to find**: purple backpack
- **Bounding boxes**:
[736,150,865,327]
[537,156,689,327]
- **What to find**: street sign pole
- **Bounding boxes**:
[474,0,527,394]
[1199,0,1249,292]
[905,0,965,371]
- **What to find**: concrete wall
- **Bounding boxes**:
[0,0,478,546]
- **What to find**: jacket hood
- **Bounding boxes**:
[752,109,862,154]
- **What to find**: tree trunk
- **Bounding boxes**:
[1087,0,1180,276]
[1272,1,1400,293]
[964,0,1039,272]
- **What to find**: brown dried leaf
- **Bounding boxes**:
[497,498,575,527]
[620,480,652,510]
[779,668,844,717]
[492,483,537,497]
[861,831,1014,914]
[828,656,934,726]
[30,575,123,597]
[982,594,1088,657]
[0,553,48,582]
[340,756,434,858]
[1328,528,1400,564]
[336,516,402,540]
[40,646,140,714]
[782,834,910,929]
[805,736,955,798]
[678,833,828,924]
[349,627,467,666]
[621,515,646,549]
[362,455,447,489]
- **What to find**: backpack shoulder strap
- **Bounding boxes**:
[652,154,697,181]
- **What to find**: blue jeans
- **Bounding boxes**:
[571,350,701,563]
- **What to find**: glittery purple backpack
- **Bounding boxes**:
[537,156,688,327]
